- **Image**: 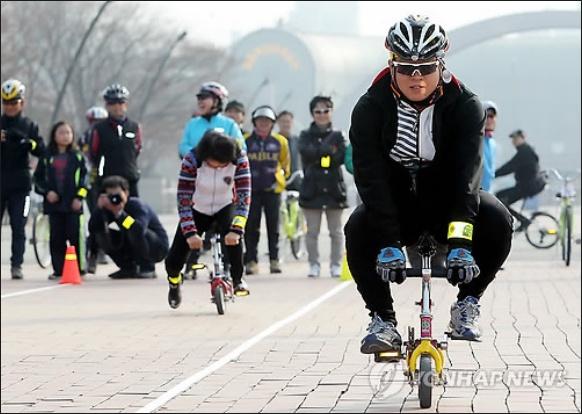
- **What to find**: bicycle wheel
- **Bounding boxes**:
[214,285,225,315]
[565,208,572,266]
[32,213,51,268]
[525,212,559,249]
[418,354,433,408]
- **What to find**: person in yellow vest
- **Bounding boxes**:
[244,105,290,274]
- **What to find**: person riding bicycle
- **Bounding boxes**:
[480,100,498,193]
[165,130,252,309]
[1,79,46,280]
[495,129,547,232]
[345,15,513,350]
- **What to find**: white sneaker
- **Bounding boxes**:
[330,264,341,278]
[449,296,481,341]
[308,263,320,278]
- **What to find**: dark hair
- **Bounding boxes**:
[196,130,239,164]
[509,129,525,139]
[225,100,245,114]
[277,110,294,120]
[48,121,77,155]
[309,96,333,114]
[101,175,129,193]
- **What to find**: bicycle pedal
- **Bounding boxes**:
[374,350,402,363]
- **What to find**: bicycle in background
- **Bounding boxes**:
[279,170,306,261]
[29,192,51,269]
[549,169,581,266]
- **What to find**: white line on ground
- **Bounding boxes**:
[136,280,353,413]
[1,284,67,299]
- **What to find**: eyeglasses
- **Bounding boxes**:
[393,61,439,76]
[313,108,331,115]
[105,99,127,105]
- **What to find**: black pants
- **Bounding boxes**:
[0,190,29,267]
[496,186,530,226]
[49,212,84,275]
[165,205,243,284]
[244,191,281,263]
[344,190,513,325]
[90,209,167,272]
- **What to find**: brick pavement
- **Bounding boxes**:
[1,214,580,413]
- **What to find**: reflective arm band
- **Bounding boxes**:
[30,139,37,151]
[77,188,88,198]
[121,215,135,230]
[232,215,247,228]
[447,221,473,241]
[321,156,331,168]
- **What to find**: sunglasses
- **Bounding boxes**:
[393,61,440,76]
[313,108,331,115]
[106,100,127,105]
[2,100,21,106]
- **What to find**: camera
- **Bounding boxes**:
[108,193,123,205]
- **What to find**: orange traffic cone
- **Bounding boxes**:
[60,245,82,285]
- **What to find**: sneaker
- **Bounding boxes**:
[245,261,259,275]
[136,270,157,279]
[167,274,183,309]
[48,273,61,280]
[234,279,250,296]
[330,264,341,278]
[11,266,23,280]
[108,267,137,279]
[97,250,108,265]
[87,253,97,274]
[307,263,320,278]
[360,314,402,354]
[449,296,482,341]
[270,259,282,274]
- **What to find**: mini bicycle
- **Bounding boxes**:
[374,232,449,409]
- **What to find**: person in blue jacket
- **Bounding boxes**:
[178,82,245,158]
[480,101,498,192]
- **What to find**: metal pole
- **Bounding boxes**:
[51,1,112,124]
[137,31,187,120]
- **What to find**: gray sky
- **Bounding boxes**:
[141,1,579,47]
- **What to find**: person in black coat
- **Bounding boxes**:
[298,96,348,278]
[1,79,46,279]
[34,121,88,279]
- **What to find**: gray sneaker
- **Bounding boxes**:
[360,314,402,354]
[449,296,481,341]
[11,266,23,280]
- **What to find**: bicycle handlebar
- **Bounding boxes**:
[547,168,581,182]
[285,170,303,186]
[405,268,448,278]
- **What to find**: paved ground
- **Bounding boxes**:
[1,210,580,413]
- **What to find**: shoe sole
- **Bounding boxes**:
[360,339,402,354]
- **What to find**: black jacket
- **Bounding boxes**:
[349,68,485,247]
[1,113,45,193]
[495,142,545,196]
[90,116,142,182]
[298,123,347,209]
[33,150,88,214]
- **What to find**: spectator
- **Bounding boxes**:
[244,105,290,275]
[90,84,142,197]
[277,110,301,173]
[480,101,498,192]
[298,96,348,278]
[88,175,169,279]
[495,129,546,231]
[34,121,88,280]
[1,79,46,279]
[179,82,245,158]
[225,100,247,135]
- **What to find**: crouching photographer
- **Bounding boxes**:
[88,175,169,279]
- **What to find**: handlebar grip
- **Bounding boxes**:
[405,268,448,278]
